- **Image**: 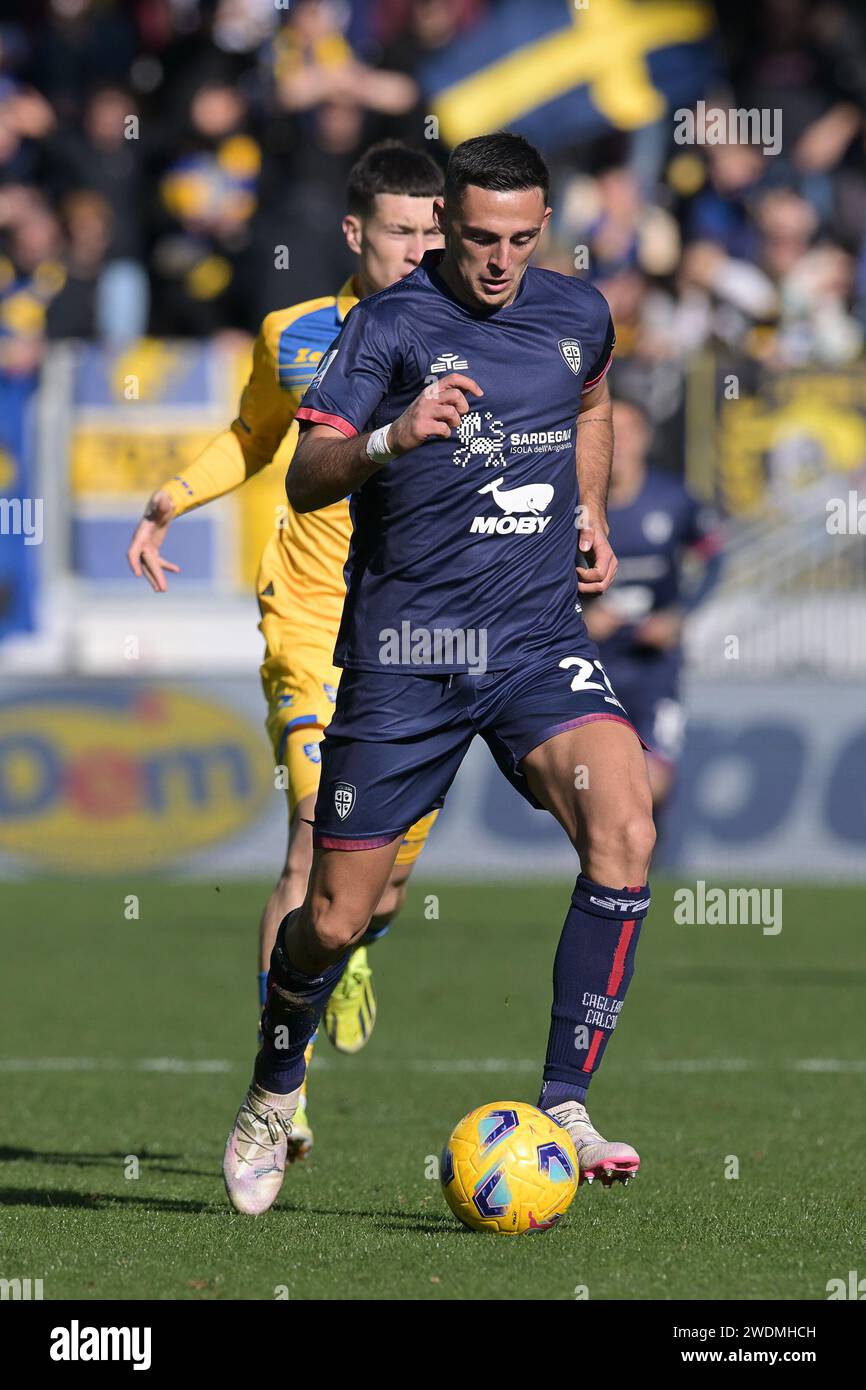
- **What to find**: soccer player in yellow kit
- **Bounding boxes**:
[127,142,444,1158]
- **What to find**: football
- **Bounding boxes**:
[440,1100,580,1234]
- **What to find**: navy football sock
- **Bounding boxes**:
[255,911,348,1094]
[540,874,650,1108]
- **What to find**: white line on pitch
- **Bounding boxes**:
[0,1058,233,1073]
[1,1057,865,1075]
[648,1059,754,1072]
[791,1059,866,1073]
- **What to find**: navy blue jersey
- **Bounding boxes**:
[296,249,615,672]
[595,468,721,674]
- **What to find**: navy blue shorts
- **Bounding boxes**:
[606,667,684,766]
[313,642,644,850]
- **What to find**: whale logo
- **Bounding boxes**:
[477,478,554,515]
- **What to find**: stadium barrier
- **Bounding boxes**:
[0,675,864,880]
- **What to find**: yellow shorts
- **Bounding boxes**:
[258,606,438,865]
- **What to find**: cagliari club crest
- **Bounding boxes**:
[334,782,356,820]
[558,338,582,374]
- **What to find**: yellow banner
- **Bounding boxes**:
[717,371,866,517]
[71,429,220,496]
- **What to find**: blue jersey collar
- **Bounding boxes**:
[420,248,529,318]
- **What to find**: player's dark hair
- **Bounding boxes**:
[347,141,444,217]
[444,132,550,205]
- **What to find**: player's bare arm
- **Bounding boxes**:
[126,311,298,592]
[575,377,617,596]
[288,371,483,513]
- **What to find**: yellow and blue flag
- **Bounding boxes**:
[422,0,720,151]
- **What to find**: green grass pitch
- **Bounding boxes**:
[1,877,864,1301]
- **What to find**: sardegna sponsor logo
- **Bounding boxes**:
[0,686,272,871]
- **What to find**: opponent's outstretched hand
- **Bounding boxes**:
[126,491,181,593]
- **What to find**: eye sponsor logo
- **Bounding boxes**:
[470,478,554,535]
[430,352,469,373]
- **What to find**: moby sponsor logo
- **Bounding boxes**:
[470,478,554,536]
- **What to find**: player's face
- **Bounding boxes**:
[345,193,442,295]
[436,185,551,308]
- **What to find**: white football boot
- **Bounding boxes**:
[545,1100,640,1186]
[223,1080,303,1214]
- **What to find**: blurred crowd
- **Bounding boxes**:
[2,0,866,388]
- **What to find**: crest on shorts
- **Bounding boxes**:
[334,782,356,820]
[558,338,582,375]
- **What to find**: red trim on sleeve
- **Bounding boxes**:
[582,349,615,393]
[296,407,358,438]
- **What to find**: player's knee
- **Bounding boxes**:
[583,809,655,882]
[618,811,655,879]
[306,893,370,954]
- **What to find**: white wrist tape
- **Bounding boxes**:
[366,423,398,463]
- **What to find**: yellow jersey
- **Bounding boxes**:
[160,276,359,636]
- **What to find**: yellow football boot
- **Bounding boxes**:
[322,946,377,1054]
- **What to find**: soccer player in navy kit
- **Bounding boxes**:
[584,398,724,812]
[224,133,657,1214]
